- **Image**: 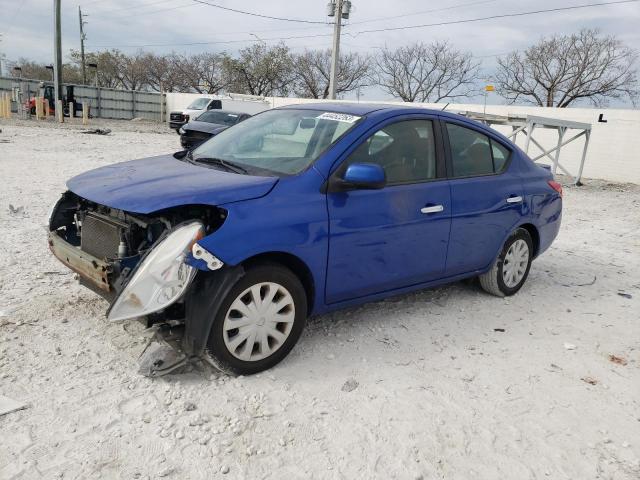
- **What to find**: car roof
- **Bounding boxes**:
[278,101,471,119]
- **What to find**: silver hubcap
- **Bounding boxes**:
[223,282,295,362]
[502,239,529,288]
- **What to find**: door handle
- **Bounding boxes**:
[506,196,523,204]
[420,205,444,214]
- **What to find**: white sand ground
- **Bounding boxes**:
[0,118,638,480]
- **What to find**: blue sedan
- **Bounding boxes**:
[48,103,562,374]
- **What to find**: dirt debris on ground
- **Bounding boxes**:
[0,119,639,479]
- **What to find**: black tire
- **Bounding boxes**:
[479,228,533,297]
[205,263,307,375]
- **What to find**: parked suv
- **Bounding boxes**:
[48,103,562,375]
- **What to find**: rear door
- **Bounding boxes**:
[442,119,524,275]
[325,116,451,304]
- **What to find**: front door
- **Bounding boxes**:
[326,117,451,304]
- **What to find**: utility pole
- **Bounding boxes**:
[0,33,5,77]
[327,0,351,100]
[53,0,63,103]
[79,6,88,84]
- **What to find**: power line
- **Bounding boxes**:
[93,0,179,14]
[88,0,639,49]
[99,1,201,19]
[189,0,328,24]
[349,0,502,26]
[349,0,640,36]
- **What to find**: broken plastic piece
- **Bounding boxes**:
[192,243,224,271]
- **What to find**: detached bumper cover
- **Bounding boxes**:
[48,231,112,293]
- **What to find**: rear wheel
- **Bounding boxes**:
[205,263,307,375]
[479,228,533,297]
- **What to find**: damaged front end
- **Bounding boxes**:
[48,191,226,322]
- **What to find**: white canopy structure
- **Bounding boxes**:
[458,111,592,185]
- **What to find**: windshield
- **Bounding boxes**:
[192,109,360,175]
[196,111,241,126]
[187,98,211,110]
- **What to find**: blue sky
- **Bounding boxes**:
[1,0,638,105]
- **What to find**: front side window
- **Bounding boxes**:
[446,123,511,177]
[192,109,360,175]
[342,119,437,185]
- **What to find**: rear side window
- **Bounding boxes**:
[446,123,511,177]
[491,140,510,172]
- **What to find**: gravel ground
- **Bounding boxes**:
[0,119,639,480]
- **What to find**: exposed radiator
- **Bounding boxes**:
[81,212,127,260]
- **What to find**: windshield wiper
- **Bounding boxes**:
[193,156,249,174]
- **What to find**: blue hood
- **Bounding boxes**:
[67,154,277,214]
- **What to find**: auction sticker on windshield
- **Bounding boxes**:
[317,112,361,123]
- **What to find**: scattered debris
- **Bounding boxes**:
[0,395,27,417]
[138,341,187,377]
[575,275,597,286]
[547,363,563,372]
[564,343,577,351]
[608,354,628,366]
[617,292,632,299]
[80,128,111,135]
[341,378,359,392]
[494,328,506,332]
[581,376,598,385]
[8,204,24,215]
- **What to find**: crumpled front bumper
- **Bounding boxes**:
[48,230,113,294]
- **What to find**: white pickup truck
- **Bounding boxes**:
[168,96,270,131]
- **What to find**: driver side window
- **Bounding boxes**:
[344,120,437,185]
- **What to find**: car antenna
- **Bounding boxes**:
[441,103,450,111]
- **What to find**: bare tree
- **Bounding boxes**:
[222,43,293,96]
[374,41,480,102]
[170,53,226,93]
[70,49,122,88]
[495,29,638,107]
[9,58,82,84]
[293,49,370,99]
[142,53,188,92]
[115,51,148,90]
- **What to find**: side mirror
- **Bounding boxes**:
[328,163,386,192]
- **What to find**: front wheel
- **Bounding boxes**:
[205,263,307,375]
[479,228,533,297]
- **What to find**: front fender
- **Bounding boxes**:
[195,170,329,314]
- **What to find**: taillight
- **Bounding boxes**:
[548,180,563,198]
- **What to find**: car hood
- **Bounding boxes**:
[67,154,277,214]
[184,121,229,135]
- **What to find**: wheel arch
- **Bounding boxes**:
[241,251,316,315]
[517,222,540,258]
